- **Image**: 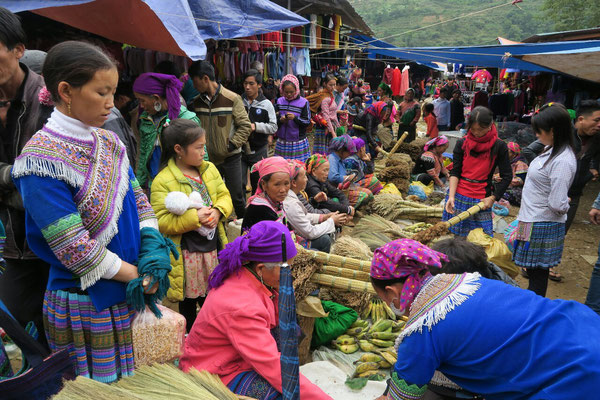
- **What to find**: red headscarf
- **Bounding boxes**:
[365,101,391,122]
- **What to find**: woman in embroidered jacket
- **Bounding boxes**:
[370,239,600,400]
[12,42,161,382]
[180,221,332,400]
[241,157,292,233]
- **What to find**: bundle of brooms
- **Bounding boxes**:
[53,363,245,400]
[412,202,486,245]
[368,193,443,221]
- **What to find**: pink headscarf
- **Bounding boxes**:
[248,156,292,203]
[371,239,448,313]
[507,142,521,154]
[279,74,300,98]
[289,159,306,179]
[424,135,449,151]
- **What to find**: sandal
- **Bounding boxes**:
[549,268,563,282]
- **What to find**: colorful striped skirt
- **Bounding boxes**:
[356,174,383,195]
[274,138,311,162]
[442,192,493,237]
[312,127,329,155]
[343,186,373,208]
[227,370,282,400]
[43,289,135,383]
[512,221,565,269]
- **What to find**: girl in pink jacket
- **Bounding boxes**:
[180,221,331,400]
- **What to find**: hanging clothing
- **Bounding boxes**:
[309,15,317,49]
[383,67,394,85]
[391,67,402,97]
[400,67,410,96]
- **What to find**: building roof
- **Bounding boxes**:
[270,0,373,35]
[522,27,600,43]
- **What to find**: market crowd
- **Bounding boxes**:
[1,6,600,400]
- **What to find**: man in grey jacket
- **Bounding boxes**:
[241,69,277,195]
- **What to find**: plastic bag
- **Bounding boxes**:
[408,184,427,201]
[311,301,358,348]
[131,305,186,367]
[503,220,519,252]
[297,296,328,318]
[467,228,519,279]
[380,183,403,197]
[492,203,509,216]
[409,180,434,199]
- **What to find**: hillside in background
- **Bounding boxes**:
[349,0,548,47]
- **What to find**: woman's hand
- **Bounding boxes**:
[197,207,213,225]
[481,195,496,210]
[348,206,355,216]
[445,196,455,214]
[361,153,372,162]
[142,275,159,294]
[314,192,328,202]
[112,261,139,283]
[205,208,221,229]
[375,146,382,153]
[331,212,347,226]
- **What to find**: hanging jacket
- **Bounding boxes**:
[150,158,233,302]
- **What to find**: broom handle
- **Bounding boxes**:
[306,249,371,272]
[445,202,486,227]
[386,132,409,159]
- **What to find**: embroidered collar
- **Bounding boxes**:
[395,273,481,349]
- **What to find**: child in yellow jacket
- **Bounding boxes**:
[151,119,233,331]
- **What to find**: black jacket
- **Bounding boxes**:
[242,93,277,152]
[305,174,352,214]
[0,65,52,259]
[451,137,512,200]
[523,128,600,197]
[352,111,380,149]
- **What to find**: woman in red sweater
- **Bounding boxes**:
[443,106,512,236]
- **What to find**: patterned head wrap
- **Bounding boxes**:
[248,156,291,200]
[289,159,306,179]
[365,101,392,122]
[328,134,357,153]
[133,73,183,120]
[378,82,393,97]
[424,135,449,151]
[279,74,300,98]
[507,142,521,155]
[352,137,366,151]
[371,239,448,313]
[305,154,328,175]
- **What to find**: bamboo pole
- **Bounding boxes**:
[445,202,485,227]
[310,273,376,294]
[319,265,371,282]
[385,131,409,160]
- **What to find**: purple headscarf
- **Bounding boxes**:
[208,221,297,289]
[133,72,183,121]
[352,137,366,152]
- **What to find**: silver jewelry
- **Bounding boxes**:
[153,102,162,112]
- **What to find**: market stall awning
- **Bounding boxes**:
[2,0,207,59]
[517,47,600,83]
[270,0,373,35]
[350,34,600,74]
[188,0,308,41]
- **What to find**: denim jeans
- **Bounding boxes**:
[309,234,332,253]
[585,240,600,316]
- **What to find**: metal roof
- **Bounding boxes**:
[522,27,600,43]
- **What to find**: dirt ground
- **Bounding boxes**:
[507,181,600,303]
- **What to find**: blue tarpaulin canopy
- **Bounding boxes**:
[350,34,600,74]
[1,0,308,59]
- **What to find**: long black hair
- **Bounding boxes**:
[466,106,493,131]
[160,119,205,168]
[531,103,575,165]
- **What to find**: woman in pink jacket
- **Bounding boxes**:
[180,221,331,400]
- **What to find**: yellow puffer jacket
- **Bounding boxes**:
[150,158,233,302]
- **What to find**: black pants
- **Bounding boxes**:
[0,258,50,348]
[309,234,332,253]
[565,194,581,233]
[217,153,245,219]
[527,268,550,297]
[179,296,207,333]
[241,146,268,196]
[398,123,416,143]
